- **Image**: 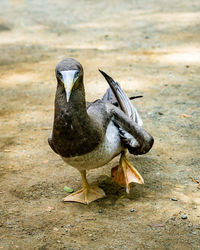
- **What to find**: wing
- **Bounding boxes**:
[110,106,154,155]
[102,86,119,106]
[48,131,58,154]
[99,70,143,126]
[99,70,153,155]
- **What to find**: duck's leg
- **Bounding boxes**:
[63,170,105,204]
[111,151,144,193]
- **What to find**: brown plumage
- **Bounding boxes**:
[48,58,154,204]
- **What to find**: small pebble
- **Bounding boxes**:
[67,224,71,227]
[130,209,135,213]
[181,214,187,220]
[65,229,69,233]
[75,219,80,223]
[171,216,176,221]
[98,209,103,214]
[171,198,178,201]
[191,231,196,235]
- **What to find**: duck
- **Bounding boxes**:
[48,58,154,204]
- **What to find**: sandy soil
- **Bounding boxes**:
[0,0,200,249]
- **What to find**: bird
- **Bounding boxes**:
[48,58,154,204]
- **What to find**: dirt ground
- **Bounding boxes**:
[0,0,200,249]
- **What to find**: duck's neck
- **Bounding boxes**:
[55,81,87,120]
[52,81,102,157]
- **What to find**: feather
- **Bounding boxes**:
[99,70,143,126]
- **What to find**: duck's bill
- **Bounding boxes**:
[60,70,79,102]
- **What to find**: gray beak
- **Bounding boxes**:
[60,70,79,102]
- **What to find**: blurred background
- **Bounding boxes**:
[0,0,199,249]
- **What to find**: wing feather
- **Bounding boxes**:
[99,70,152,154]
[99,70,143,126]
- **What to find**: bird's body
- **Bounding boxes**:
[62,115,123,171]
[49,58,154,204]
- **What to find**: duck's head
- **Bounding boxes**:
[55,58,83,102]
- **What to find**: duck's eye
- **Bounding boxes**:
[74,70,79,79]
[57,71,62,78]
